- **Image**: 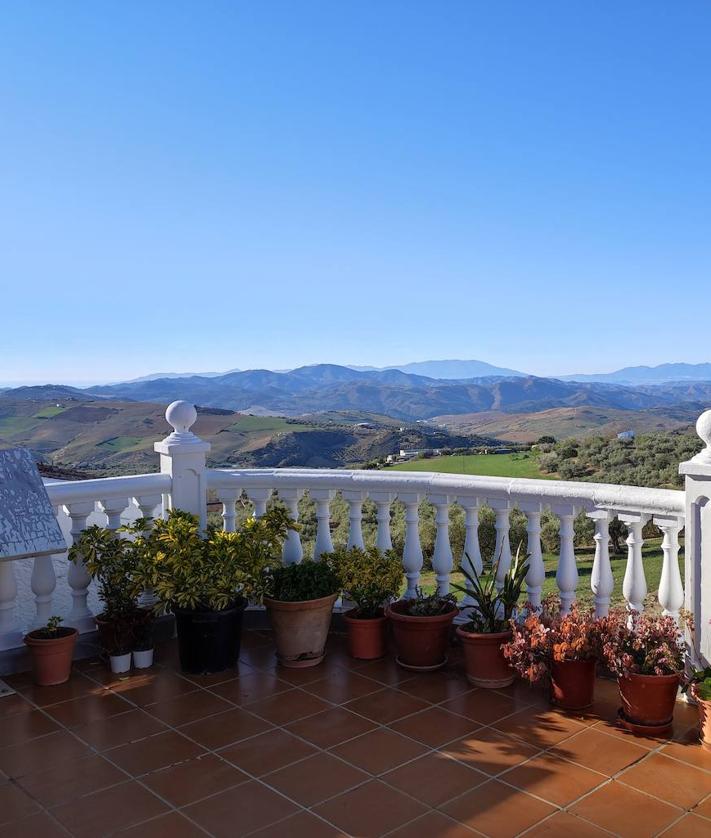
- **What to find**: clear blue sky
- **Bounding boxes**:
[1,1,710,384]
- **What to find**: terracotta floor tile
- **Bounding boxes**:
[504,752,607,806]
[0,810,69,838]
[662,813,711,836]
[389,706,480,747]
[0,729,92,778]
[304,668,384,703]
[548,727,649,776]
[570,780,682,836]
[618,752,711,809]
[397,670,473,704]
[74,708,168,750]
[14,671,100,706]
[116,811,207,837]
[146,689,232,726]
[0,707,59,745]
[313,779,429,836]
[662,735,711,773]
[692,793,711,819]
[387,810,478,837]
[353,657,418,687]
[493,706,587,748]
[523,811,611,837]
[109,671,196,706]
[244,687,331,725]
[0,781,40,825]
[142,752,247,806]
[488,680,550,711]
[440,727,541,776]
[275,657,351,687]
[238,643,279,670]
[183,779,299,836]
[383,751,486,807]
[441,779,557,837]
[180,706,272,749]
[178,662,253,687]
[345,687,429,724]
[263,751,368,806]
[441,689,517,725]
[285,706,376,748]
[219,728,317,776]
[45,690,132,727]
[52,780,168,837]
[249,810,346,837]
[210,671,291,705]
[330,727,429,775]
[108,729,205,776]
[17,752,126,807]
[0,692,34,719]
[591,715,672,750]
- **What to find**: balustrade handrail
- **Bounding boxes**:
[44,472,171,507]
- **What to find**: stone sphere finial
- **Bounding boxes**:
[165,400,198,434]
[693,409,711,463]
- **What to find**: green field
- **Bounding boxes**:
[392,452,548,479]
[0,416,41,436]
[34,405,67,418]
[97,435,145,451]
[229,416,311,434]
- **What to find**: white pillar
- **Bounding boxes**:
[133,494,162,609]
[343,490,366,550]
[247,488,271,518]
[458,497,481,610]
[490,500,512,590]
[554,505,577,616]
[400,493,423,599]
[217,489,239,532]
[620,513,648,615]
[279,488,303,565]
[370,491,394,552]
[430,494,453,595]
[30,555,57,631]
[589,510,614,618]
[521,502,544,610]
[99,498,129,531]
[311,489,335,559]
[64,500,95,632]
[154,401,210,531]
[655,515,684,622]
[0,562,21,650]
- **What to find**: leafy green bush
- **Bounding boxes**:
[328,546,403,618]
[266,559,340,602]
[397,589,458,617]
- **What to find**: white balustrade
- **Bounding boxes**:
[135,493,163,523]
[64,500,96,632]
[655,515,684,621]
[490,500,512,590]
[343,490,366,550]
[370,491,394,552]
[0,562,21,650]
[458,497,482,610]
[589,510,614,618]
[311,489,335,559]
[621,514,649,615]
[30,555,57,631]
[430,494,453,595]
[217,489,239,532]
[400,493,423,598]
[99,497,129,531]
[521,502,544,609]
[279,488,303,565]
[555,505,578,616]
[247,488,271,518]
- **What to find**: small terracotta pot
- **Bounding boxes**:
[265,593,338,668]
[457,627,513,688]
[618,672,681,729]
[388,601,456,671]
[550,658,596,710]
[691,685,711,751]
[343,610,388,660]
[24,627,78,686]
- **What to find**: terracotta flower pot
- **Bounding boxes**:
[343,610,388,660]
[265,593,338,668]
[550,658,596,710]
[388,600,456,671]
[24,627,78,686]
[457,627,514,688]
[691,685,711,751]
[618,672,681,733]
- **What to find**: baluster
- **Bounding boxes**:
[247,488,271,518]
[279,488,303,565]
[311,489,335,560]
[589,510,614,618]
[490,500,512,589]
[217,489,239,532]
[30,554,57,630]
[0,562,22,650]
[554,505,577,616]
[458,497,481,610]
[99,498,129,531]
[370,491,394,552]
[655,515,684,622]
[400,493,423,598]
[134,494,162,609]
[63,501,96,632]
[430,494,453,595]
[343,490,366,550]
[521,502,544,610]
[621,513,648,615]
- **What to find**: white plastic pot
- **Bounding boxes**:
[109,652,132,674]
[132,648,154,669]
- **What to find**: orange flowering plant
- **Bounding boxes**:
[503,595,602,684]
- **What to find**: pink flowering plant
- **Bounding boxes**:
[503,596,601,684]
[598,608,686,677]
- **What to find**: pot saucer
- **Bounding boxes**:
[395,655,448,672]
[616,708,672,737]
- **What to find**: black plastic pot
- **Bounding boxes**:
[174,600,246,674]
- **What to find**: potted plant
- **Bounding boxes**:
[504,598,601,709]
[140,508,292,674]
[387,589,458,671]
[264,560,340,668]
[599,608,686,735]
[329,546,403,660]
[131,607,155,669]
[24,616,77,686]
[451,548,529,688]
[685,667,711,751]
[70,524,145,674]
